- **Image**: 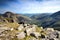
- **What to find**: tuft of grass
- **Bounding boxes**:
[4,22,19,28]
[36,27,43,32]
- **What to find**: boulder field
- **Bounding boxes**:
[0,23,60,40]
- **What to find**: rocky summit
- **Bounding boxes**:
[0,22,60,40]
[0,11,31,23]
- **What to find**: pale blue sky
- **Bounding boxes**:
[0,0,60,14]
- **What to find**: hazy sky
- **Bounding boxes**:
[0,0,60,14]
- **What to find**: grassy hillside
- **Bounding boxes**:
[30,11,60,30]
[0,12,32,24]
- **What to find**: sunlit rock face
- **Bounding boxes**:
[25,25,36,36]
[18,24,24,31]
[16,32,26,39]
[0,23,60,40]
[30,32,41,38]
[0,11,32,23]
[45,28,54,32]
[3,12,15,18]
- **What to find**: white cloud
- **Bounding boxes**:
[0,0,60,13]
[17,0,60,13]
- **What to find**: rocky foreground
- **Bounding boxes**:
[0,23,60,40]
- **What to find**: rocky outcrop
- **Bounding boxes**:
[0,23,60,40]
[30,32,41,38]
[25,25,36,36]
[18,24,24,31]
[0,11,31,23]
[16,32,26,39]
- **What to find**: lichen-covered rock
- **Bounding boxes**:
[30,32,41,38]
[41,38,49,40]
[26,28,33,36]
[18,24,24,31]
[10,28,14,31]
[57,31,60,40]
[26,26,36,36]
[16,32,26,39]
[45,28,54,32]
[0,30,5,33]
[29,38,38,40]
[24,24,28,27]
[40,34,45,38]
[46,30,60,39]
[0,23,60,40]
[32,25,36,32]
[48,33,57,39]
[0,33,5,36]
[54,38,59,40]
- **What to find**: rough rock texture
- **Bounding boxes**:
[18,24,24,31]
[0,23,60,40]
[30,32,41,38]
[25,25,36,36]
[16,32,26,39]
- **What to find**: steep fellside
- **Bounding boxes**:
[30,11,60,30]
[0,12,32,23]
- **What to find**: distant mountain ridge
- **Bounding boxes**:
[51,11,60,17]
[30,11,60,30]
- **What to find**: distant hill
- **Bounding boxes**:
[30,11,60,30]
[21,14,34,17]
[50,11,60,19]
[31,13,51,20]
[0,12,31,23]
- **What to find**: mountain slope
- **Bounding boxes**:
[31,11,60,30]
[0,12,31,23]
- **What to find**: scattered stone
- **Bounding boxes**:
[26,26,36,36]
[42,38,49,40]
[40,27,43,29]
[10,28,14,31]
[0,23,60,40]
[0,30,5,33]
[48,33,57,39]
[0,34,5,36]
[18,24,24,31]
[24,24,28,27]
[54,38,59,40]
[41,34,45,38]
[49,38,54,40]
[30,32,41,38]
[57,31,60,38]
[45,28,54,32]
[16,32,25,39]
[26,28,33,36]
[29,38,38,40]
